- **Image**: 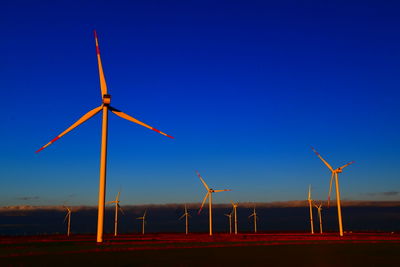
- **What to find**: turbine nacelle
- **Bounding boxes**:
[102,94,111,105]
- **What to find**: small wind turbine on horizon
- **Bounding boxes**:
[249,206,258,233]
[314,202,323,234]
[106,191,124,237]
[230,201,239,235]
[36,31,174,243]
[311,147,355,236]
[196,171,231,236]
[63,206,72,237]
[308,185,314,234]
[179,204,191,235]
[224,211,233,234]
[137,210,147,235]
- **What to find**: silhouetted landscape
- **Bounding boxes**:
[1,202,399,236]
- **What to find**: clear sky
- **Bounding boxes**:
[1,0,400,206]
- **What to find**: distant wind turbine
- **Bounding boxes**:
[196,171,231,236]
[230,201,239,235]
[314,202,323,234]
[248,207,258,233]
[311,147,354,236]
[63,206,72,237]
[179,204,191,235]
[308,185,314,234]
[224,211,233,234]
[36,31,174,243]
[106,191,124,237]
[137,210,147,235]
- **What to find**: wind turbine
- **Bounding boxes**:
[106,191,124,237]
[137,210,147,235]
[249,207,258,233]
[224,211,233,234]
[314,202,323,234]
[179,204,191,235]
[230,201,239,235]
[311,147,354,236]
[308,185,314,234]
[36,31,173,243]
[196,171,231,236]
[63,206,72,237]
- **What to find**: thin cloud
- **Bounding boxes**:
[16,196,40,201]
[364,191,400,197]
[2,200,400,212]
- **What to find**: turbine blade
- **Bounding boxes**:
[328,172,334,207]
[109,106,174,138]
[94,30,108,96]
[198,192,209,214]
[118,204,125,215]
[311,147,334,172]
[196,171,210,190]
[339,161,355,170]
[179,214,185,220]
[308,185,312,200]
[116,191,120,202]
[143,210,147,218]
[63,212,69,223]
[105,201,116,205]
[36,106,103,153]
[213,189,231,192]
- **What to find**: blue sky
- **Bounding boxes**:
[1,0,400,206]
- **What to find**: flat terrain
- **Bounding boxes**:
[1,233,400,266]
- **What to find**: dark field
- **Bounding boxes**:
[1,233,400,266]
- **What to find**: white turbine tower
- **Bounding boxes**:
[224,211,233,234]
[249,207,258,233]
[106,191,124,237]
[311,147,354,236]
[196,171,231,236]
[63,207,72,237]
[314,202,323,234]
[137,210,147,235]
[308,185,314,234]
[230,201,239,235]
[179,204,191,235]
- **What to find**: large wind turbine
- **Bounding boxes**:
[179,204,191,235]
[36,31,173,243]
[308,185,314,234]
[311,147,354,236]
[63,207,72,237]
[137,210,147,235]
[249,207,258,233]
[196,171,231,236]
[230,201,239,235]
[314,202,323,234]
[224,211,233,234]
[106,191,124,237]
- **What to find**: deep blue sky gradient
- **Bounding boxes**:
[1,1,400,206]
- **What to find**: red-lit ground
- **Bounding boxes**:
[1,232,400,266]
